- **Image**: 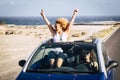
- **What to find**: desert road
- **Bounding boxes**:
[104,27,120,80]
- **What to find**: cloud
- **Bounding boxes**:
[0,1,16,6]
[9,1,16,6]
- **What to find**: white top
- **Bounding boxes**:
[53,32,68,42]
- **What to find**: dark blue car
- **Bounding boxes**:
[16,38,118,80]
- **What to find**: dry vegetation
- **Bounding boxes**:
[0,25,51,40]
[86,26,119,42]
[91,27,116,38]
[1,24,119,42]
[71,31,87,37]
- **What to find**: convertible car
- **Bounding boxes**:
[16,38,118,80]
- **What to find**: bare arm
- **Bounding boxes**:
[40,10,55,35]
[65,9,78,33]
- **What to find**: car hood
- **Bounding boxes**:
[16,72,106,80]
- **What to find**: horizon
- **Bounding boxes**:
[1,15,120,18]
[0,16,120,25]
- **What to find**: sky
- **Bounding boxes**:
[0,0,120,17]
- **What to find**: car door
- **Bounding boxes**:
[102,44,114,80]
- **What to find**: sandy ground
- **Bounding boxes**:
[0,35,41,80]
[0,24,113,80]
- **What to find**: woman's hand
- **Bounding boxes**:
[40,10,45,17]
[92,62,98,70]
[73,9,78,15]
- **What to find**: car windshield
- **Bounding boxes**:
[26,42,99,74]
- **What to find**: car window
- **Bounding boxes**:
[26,42,99,74]
[27,47,54,69]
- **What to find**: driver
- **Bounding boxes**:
[77,49,98,71]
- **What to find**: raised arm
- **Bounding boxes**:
[65,9,78,33]
[40,10,55,35]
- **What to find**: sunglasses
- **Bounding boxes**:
[82,50,90,56]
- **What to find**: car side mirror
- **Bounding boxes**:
[107,61,119,71]
[19,60,26,67]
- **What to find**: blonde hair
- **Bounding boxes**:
[55,18,68,31]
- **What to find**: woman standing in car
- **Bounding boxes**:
[40,9,78,68]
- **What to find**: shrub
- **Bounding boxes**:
[0,21,6,25]
[72,33,81,37]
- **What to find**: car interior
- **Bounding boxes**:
[27,42,99,73]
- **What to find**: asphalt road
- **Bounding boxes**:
[104,27,120,80]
